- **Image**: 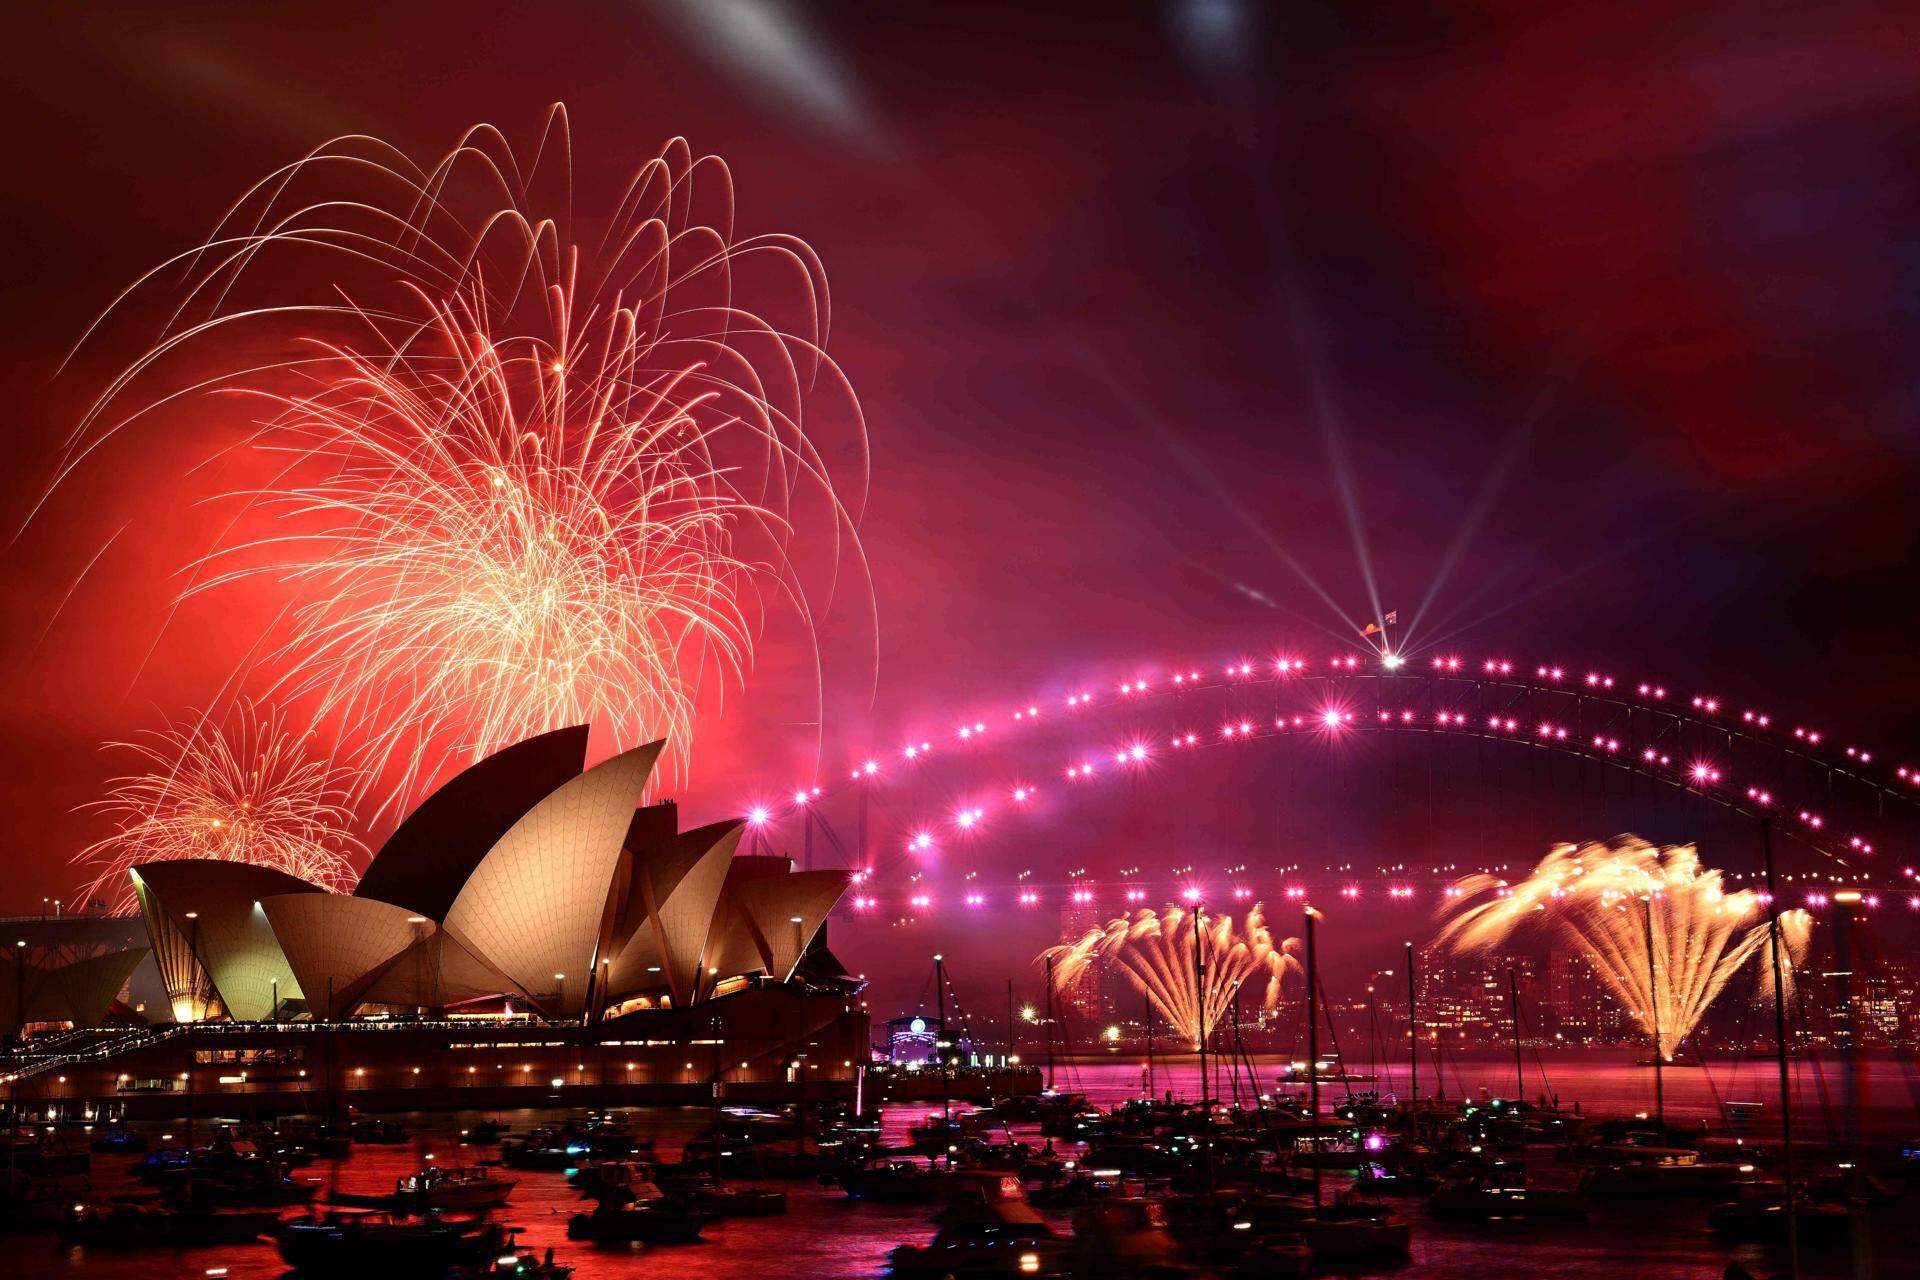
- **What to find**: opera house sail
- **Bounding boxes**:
[3,727,866,1119]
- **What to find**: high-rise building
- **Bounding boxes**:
[1055,900,1103,1029]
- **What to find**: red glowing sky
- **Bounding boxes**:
[3,2,1920,919]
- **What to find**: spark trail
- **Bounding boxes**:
[63,105,869,814]
[1436,837,1812,1060]
[73,700,364,912]
[1045,904,1302,1047]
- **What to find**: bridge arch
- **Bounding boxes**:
[744,648,1918,914]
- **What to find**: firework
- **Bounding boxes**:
[66,107,868,812]
[73,701,365,912]
[1435,838,1812,1059]
[1045,905,1301,1047]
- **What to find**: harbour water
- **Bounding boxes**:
[27,1053,1920,1279]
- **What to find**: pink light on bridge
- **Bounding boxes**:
[1019,891,1039,906]
[748,806,770,825]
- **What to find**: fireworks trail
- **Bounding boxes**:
[1435,837,1812,1060]
[73,700,365,913]
[60,105,869,813]
[1045,904,1301,1047]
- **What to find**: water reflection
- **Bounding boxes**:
[34,1053,1915,1279]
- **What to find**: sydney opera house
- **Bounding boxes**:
[1,728,868,1118]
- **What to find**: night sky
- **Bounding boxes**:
[5,3,1919,1011]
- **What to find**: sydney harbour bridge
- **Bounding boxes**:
[747,644,1915,917]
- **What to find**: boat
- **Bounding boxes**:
[334,1164,517,1212]
[0,1164,92,1228]
[1026,1166,1131,1208]
[463,1120,509,1145]
[501,1127,597,1170]
[838,1157,943,1202]
[1301,1207,1413,1260]
[89,1127,145,1153]
[888,1199,1063,1276]
[173,1160,323,1207]
[651,1166,788,1215]
[1708,1195,1851,1242]
[129,1145,209,1184]
[565,1198,709,1244]
[467,1238,574,1279]
[1276,1057,1378,1084]
[348,1118,411,1145]
[1,1128,90,1177]
[568,1158,646,1194]
[690,1183,787,1216]
[909,1113,963,1147]
[275,1212,509,1274]
[276,1121,353,1158]
[1287,1132,1374,1170]
[1429,1173,1585,1222]
[990,1092,1088,1124]
[61,1199,280,1248]
[1066,1197,1182,1273]
[950,1138,1034,1172]
[1578,1149,1749,1197]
